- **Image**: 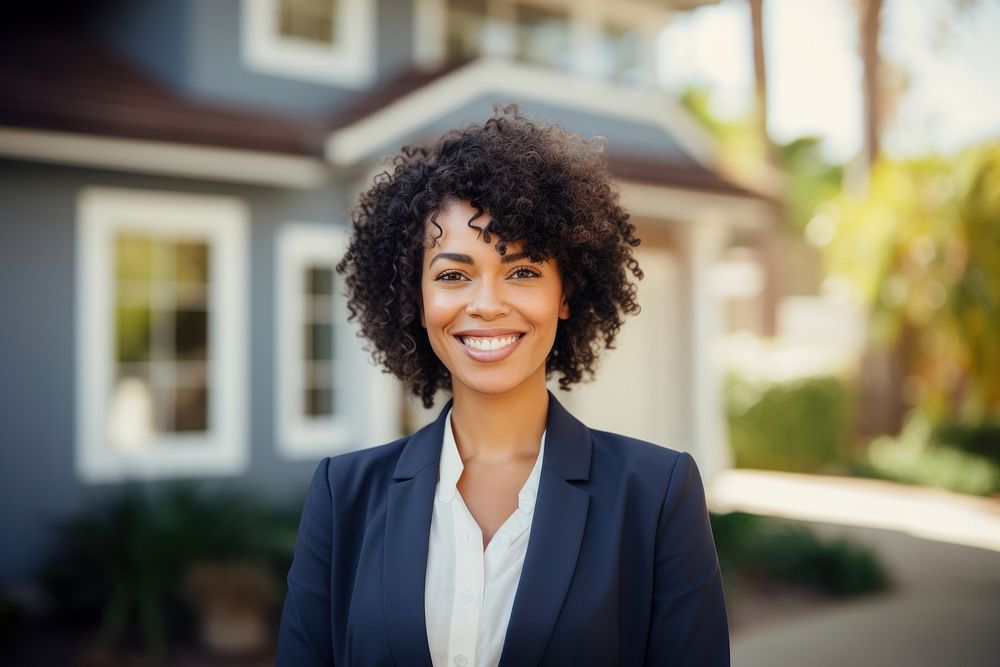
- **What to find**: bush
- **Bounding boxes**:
[726,372,854,472]
[933,421,1000,466]
[863,412,1000,496]
[42,486,300,656]
[710,512,888,597]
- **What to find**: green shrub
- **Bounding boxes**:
[746,522,888,596]
[42,486,299,656]
[864,412,1000,495]
[933,421,1000,466]
[726,372,854,472]
[710,512,888,597]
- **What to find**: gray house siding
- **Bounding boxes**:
[100,0,418,118]
[97,0,193,93]
[0,158,358,582]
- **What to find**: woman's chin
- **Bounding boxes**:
[449,369,547,401]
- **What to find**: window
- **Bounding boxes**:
[112,236,211,436]
[279,0,338,44]
[601,22,645,84]
[241,0,374,87]
[444,0,489,60]
[76,188,248,482]
[515,4,570,70]
[303,265,337,417]
[275,224,358,458]
[443,0,570,69]
[431,0,659,84]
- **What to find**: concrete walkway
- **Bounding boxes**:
[707,471,1000,667]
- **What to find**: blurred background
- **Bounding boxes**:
[0,0,997,665]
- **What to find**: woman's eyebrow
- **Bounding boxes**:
[429,252,473,267]
[428,251,532,267]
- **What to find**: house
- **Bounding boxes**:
[0,0,775,585]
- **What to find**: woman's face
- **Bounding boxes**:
[420,199,569,400]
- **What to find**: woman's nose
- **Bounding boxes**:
[465,280,510,319]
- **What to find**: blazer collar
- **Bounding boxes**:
[539,391,592,481]
[392,396,452,480]
[384,391,592,667]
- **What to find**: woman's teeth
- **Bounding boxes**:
[461,335,521,351]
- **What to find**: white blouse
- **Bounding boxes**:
[424,410,546,667]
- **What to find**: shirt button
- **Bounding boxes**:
[496,535,510,548]
[454,655,468,667]
[462,590,473,605]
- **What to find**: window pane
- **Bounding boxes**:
[603,23,644,83]
[116,235,152,281]
[108,369,155,449]
[305,388,334,417]
[173,386,209,433]
[175,309,208,360]
[116,307,152,362]
[445,0,489,59]
[306,323,333,361]
[279,0,337,44]
[308,266,334,296]
[176,241,209,284]
[516,4,570,70]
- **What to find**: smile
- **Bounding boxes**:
[459,334,522,351]
[453,332,525,362]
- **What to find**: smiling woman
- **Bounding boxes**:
[276,105,730,667]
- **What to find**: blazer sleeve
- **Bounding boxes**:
[645,452,730,667]
[276,457,335,667]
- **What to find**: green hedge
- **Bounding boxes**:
[726,372,854,472]
[860,412,1000,496]
[710,512,887,597]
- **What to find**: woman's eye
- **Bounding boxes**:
[509,266,542,279]
[435,270,467,281]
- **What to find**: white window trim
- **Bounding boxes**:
[276,223,390,459]
[241,0,375,88]
[275,224,351,457]
[75,187,249,483]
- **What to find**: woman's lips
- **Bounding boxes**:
[454,333,524,362]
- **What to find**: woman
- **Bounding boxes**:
[276,106,730,666]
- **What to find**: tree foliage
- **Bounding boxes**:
[822,143,1000,423]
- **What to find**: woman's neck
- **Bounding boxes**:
[449,377,548,465]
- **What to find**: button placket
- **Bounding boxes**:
[447,494,483,666]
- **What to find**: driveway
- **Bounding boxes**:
[708,470,1000,667]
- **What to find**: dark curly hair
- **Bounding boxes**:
[336,104,643,408]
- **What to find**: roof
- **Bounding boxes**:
[0,29,326,156]
[0,26,759,199]
[325,59,759,199]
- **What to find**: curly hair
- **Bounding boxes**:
[336,104,643,408]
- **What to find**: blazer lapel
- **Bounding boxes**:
[383,401,451,667]
[499,393,592,667]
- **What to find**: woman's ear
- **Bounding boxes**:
[559,293,570,320]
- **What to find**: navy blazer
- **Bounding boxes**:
[276,393,730,666]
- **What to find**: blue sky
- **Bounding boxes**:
[657,0,1000,162]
